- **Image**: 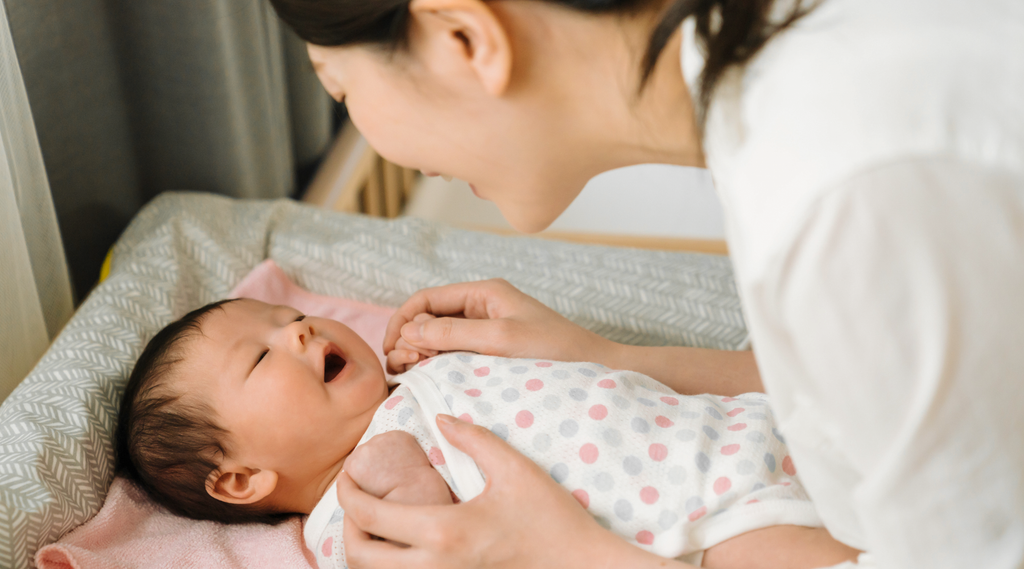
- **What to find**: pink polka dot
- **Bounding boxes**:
[417,359,431,367]
[636,530,655,545]
[588,404,608,420]
[640,486,660,505]
[579,443,599,464]
[721,397,737,402]
[464,388,482,397]
[688,506,707,521]
[782,456,797,476]
[473,367,490,377]
[779,481,792,486]
[746,499,760,505]
[428,447,446,466]
[597,379,617,389]
[660,396,679,406]
[526,379,544,391]
[384,396,403,410]
[727,423,747,431]
[713,477,732,495]
[572,489,590,508]
[726,408,745,417]
[516,410,534,428]
[458,413,474,424]
[721,444,740,456]
[536,362,552,368]
[321,536,333,557]
[648,443,668,462]
[655,415,674,428]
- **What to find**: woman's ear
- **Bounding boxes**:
[206,463,279,505]
[409,0,513,96]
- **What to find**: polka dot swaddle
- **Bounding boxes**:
[305,353,821,568]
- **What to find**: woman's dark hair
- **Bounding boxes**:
[115,298,290,525]
[269,0,816,123]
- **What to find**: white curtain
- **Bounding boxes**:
[0,1,73,402]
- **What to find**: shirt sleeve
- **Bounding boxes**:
[752,157,1024,569]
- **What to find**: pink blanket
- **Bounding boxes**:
[36,260,395,569]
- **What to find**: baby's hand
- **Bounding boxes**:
[386,313,439,374]
[341,431,452,507]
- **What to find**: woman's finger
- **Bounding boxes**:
[383,279,518,353]
[401,316,517,356]
[434,414,539,486]
[336,471,456,547]
[342,511,430,569]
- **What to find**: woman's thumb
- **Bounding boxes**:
[401,316,505,354]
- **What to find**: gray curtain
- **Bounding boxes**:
[5,0,333,299]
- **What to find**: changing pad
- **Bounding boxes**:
[0,191,746,567]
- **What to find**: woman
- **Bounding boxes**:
[269,0,1024,567]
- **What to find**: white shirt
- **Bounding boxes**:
[683,1,1024,567]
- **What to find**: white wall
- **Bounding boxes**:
[405,164,725,240]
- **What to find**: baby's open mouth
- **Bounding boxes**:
[324,350,346,383]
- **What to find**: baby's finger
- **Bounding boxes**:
[386,349,421,375]
[395,337,438,358]
[412,312,437,324]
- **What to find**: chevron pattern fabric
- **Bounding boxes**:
[0,192,746,567]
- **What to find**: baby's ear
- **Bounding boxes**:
[206,463,278,505]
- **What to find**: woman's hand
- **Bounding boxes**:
[382,279,612,373]
[337,415,685,569]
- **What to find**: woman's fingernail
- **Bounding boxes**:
[404,323,423,342]
[437,414,457,425]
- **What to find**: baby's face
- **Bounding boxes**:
[181,299,388,486]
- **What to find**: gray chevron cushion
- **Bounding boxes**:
[0,191,746,567]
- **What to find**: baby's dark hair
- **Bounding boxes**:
[115,298,290,525]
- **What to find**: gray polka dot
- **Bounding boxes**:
[435,358,449,368]
[552,370,570,379]
[679,410,701,419]
[594,516,612,530]
[444,394,454,408]
[746,431,766,443]
[659,510,679,530]
[695,452,710,473]
[578,368,597,377]
[705,406,723,420]
[752,482,765,492]
[668,465,688,484]
[543,395,561,410]
[474,401,493,415]
[510,366,528,374]
[533,433,552,452]
[569,388,588,401]
[603,428,623,447]
[550,463,569,483]
[772,428,787,443]
[491,423,508,440]
[631,417,650,434]
[594,472,615,491]
[486,376,502,387]
[748,412,768,420]
[614,499,633,521]
[764,453,776,472]
[676,429,697,442]
[502,388,520,402]
[736,460,755,475]
[560,419,579,438]
[637,397,656,407]
[685,496,704,514]
[612,395,631,410]
[397,407,414,425]
[623,456,643,476]
[456,354,472,362]
[448,371,466,384]
[702,425,720,440]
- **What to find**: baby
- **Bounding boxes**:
[116,298,858,569]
